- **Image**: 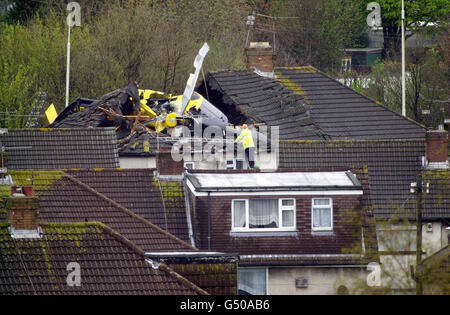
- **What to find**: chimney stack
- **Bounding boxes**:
[425,130,449,169]
[246,42,275,74]
[6,186,41,237]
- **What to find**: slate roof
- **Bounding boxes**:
[65,169,191,243]
[1,128,120,170]
[198,70,326,140]
[9,170,195,252]
[279,139,450,220]
[199,67,426,140]
[0,222,207,295]
[118,130,173,157]
[422,170,450,219]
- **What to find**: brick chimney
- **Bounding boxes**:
[7,187,40,233]
[246,42,275,74]
[425,130,449,169]
[156,150,184,176]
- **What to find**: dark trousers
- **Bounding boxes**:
[245,147,255,169]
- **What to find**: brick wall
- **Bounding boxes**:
[192,194,363,254]
[156,151,184,175]
[6,196,40,230]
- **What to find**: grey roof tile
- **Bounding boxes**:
[1,128,119,170]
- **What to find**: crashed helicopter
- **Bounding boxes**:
[49,43,269,155]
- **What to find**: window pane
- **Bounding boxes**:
[282,199,294,206]
[314,198,330,206]
[238,269,266,295]
[233,200,246,228]
[313,208,332,228]
[249,199,278,228]
[282,210,294,227]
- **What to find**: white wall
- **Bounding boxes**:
[375,221,447,291]
[119,157,156,169]
[268,267,369,295]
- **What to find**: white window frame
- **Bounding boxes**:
[232,198,296,232]
[311,198,333,231]
[237,267,268,295]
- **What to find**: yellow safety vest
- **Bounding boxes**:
[235,129,255,149]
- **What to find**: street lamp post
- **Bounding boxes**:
[401,0,406,117]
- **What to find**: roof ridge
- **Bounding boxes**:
[63,172,198,252]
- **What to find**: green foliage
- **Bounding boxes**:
[0,1,249,127]
[363,48,449,127]
[375,0,450,54]
[275,0,367,71]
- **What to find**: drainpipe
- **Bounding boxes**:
[207,191,211,251]
[182,175,196,248]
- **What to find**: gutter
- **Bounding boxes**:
[194,185,362,193]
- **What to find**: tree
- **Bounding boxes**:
[362,47,449,128]
[274,0,367,72]
[0,0,249,127]
[375,0,450,56]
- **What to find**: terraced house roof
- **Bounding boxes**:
[9,169,195,251]
[199,66,426,140]
[0,222,206,295]
[1,128,120,170]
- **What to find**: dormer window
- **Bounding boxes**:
[232,198,296,232]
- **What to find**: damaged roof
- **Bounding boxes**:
[198,70,326,140]
[49,84,170,157]
[64,169,191,243]
[199,66,426,140]
[0,222,207,295]
[1,128,120,170]
[9,170,195,251]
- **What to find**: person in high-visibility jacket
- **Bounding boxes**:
[235,124,255,168]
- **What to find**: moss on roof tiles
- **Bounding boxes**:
[8,171,64,194]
